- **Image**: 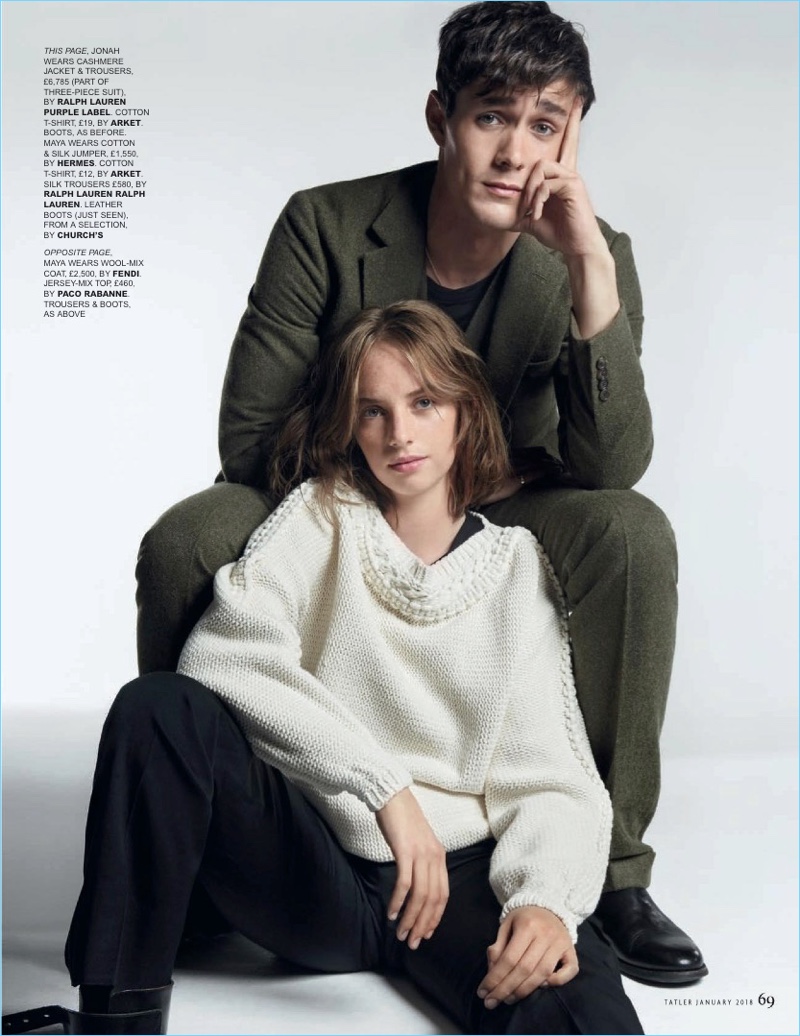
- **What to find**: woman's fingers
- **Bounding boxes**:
[544,946,580,987]
[478,907,578,1009]
[376,789,449,948]
[398,851,449,949]
[387,858,412,922]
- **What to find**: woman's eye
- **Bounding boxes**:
[361,406,382,420]
[415,398,434,410]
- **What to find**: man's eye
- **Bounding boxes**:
[477,113,501,126]
[533,122,555,136]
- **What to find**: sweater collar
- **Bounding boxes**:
[339,493,518,623]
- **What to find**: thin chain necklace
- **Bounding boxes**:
[425,245,445,288]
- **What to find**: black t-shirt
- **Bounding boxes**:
[442,512,484,559]
[426,271,497,332]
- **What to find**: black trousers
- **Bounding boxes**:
[65,673,644,1035]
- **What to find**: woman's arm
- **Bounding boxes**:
[177,491,450,945]
[479,540,611,998]
[178,497,412,810]
[485,545,610,935]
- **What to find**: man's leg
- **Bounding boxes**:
[135,484,274,674]
[65,673,384,996]
[483,484,706,984]
[394,842,643,1035]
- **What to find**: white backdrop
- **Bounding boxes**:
[2,4,798,1032]
[3,1,797,758]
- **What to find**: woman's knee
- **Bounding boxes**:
[107,672,221,736]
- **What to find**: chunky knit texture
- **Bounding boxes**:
[178,482,611,939]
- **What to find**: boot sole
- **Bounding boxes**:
[617,959,709,986]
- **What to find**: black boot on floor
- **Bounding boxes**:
[2,983,172,1035]
[592,888,708,986]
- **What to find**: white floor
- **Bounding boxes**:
[2,711,798,1035]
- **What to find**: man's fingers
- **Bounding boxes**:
[518,162,579,228]
[521,163,546,216]
[558,95,583,170]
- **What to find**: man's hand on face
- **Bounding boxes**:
[515,98,608,260]
[514,94,620,339]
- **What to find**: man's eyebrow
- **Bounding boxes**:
[537,98,570,119]
[477,93,570,119]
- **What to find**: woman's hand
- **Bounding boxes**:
[376,787,449,950]
[477,906,578,1009]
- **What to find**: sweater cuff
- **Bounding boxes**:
[358,764,413,812]
[499,893,580,945]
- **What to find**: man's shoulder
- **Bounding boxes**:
[282,161,435,228]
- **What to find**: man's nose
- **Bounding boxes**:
[494,126,527,169]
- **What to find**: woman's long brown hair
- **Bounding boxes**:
[270,300,511,517]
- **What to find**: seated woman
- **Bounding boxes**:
[9,301,643,1035]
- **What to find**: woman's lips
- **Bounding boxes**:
[389,456,426,474]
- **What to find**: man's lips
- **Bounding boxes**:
[484,181,523,198]
[389,455,427,473]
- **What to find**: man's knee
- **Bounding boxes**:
[135,483,275,674]
[531,488,677,586]
[136,482,274,590]
[589,490,678,579]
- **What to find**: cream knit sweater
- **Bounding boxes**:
[178,482,611,939]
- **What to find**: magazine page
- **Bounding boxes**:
[2,2,797,1034]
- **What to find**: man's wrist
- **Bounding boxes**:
[565,249,619,340]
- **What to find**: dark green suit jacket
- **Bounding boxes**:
[220,162,652,491]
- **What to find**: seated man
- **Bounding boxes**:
[137,0,706,986]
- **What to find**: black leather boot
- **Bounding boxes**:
[592,888,708,985]
[2,983,172,1035]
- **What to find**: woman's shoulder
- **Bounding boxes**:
[469,511,540,554]
[470,513,565,602]
[240,480,373,563]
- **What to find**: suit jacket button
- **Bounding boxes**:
[599,389,610,402]
[596,357,607,370]
[597,377,609,390]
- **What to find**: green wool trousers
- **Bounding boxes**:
[135,480,677,892]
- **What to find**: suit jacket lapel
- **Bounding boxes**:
[359,165,572,414]
[361,165,434,308]
[483,235,572,408]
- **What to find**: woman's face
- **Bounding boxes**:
[354,341,458,511]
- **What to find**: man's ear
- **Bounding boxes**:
[425,90,447,147]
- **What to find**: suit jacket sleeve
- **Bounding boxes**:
[219,191,328,488]
[554,227,653,489]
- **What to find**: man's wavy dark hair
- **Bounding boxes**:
[436,1,595,116]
